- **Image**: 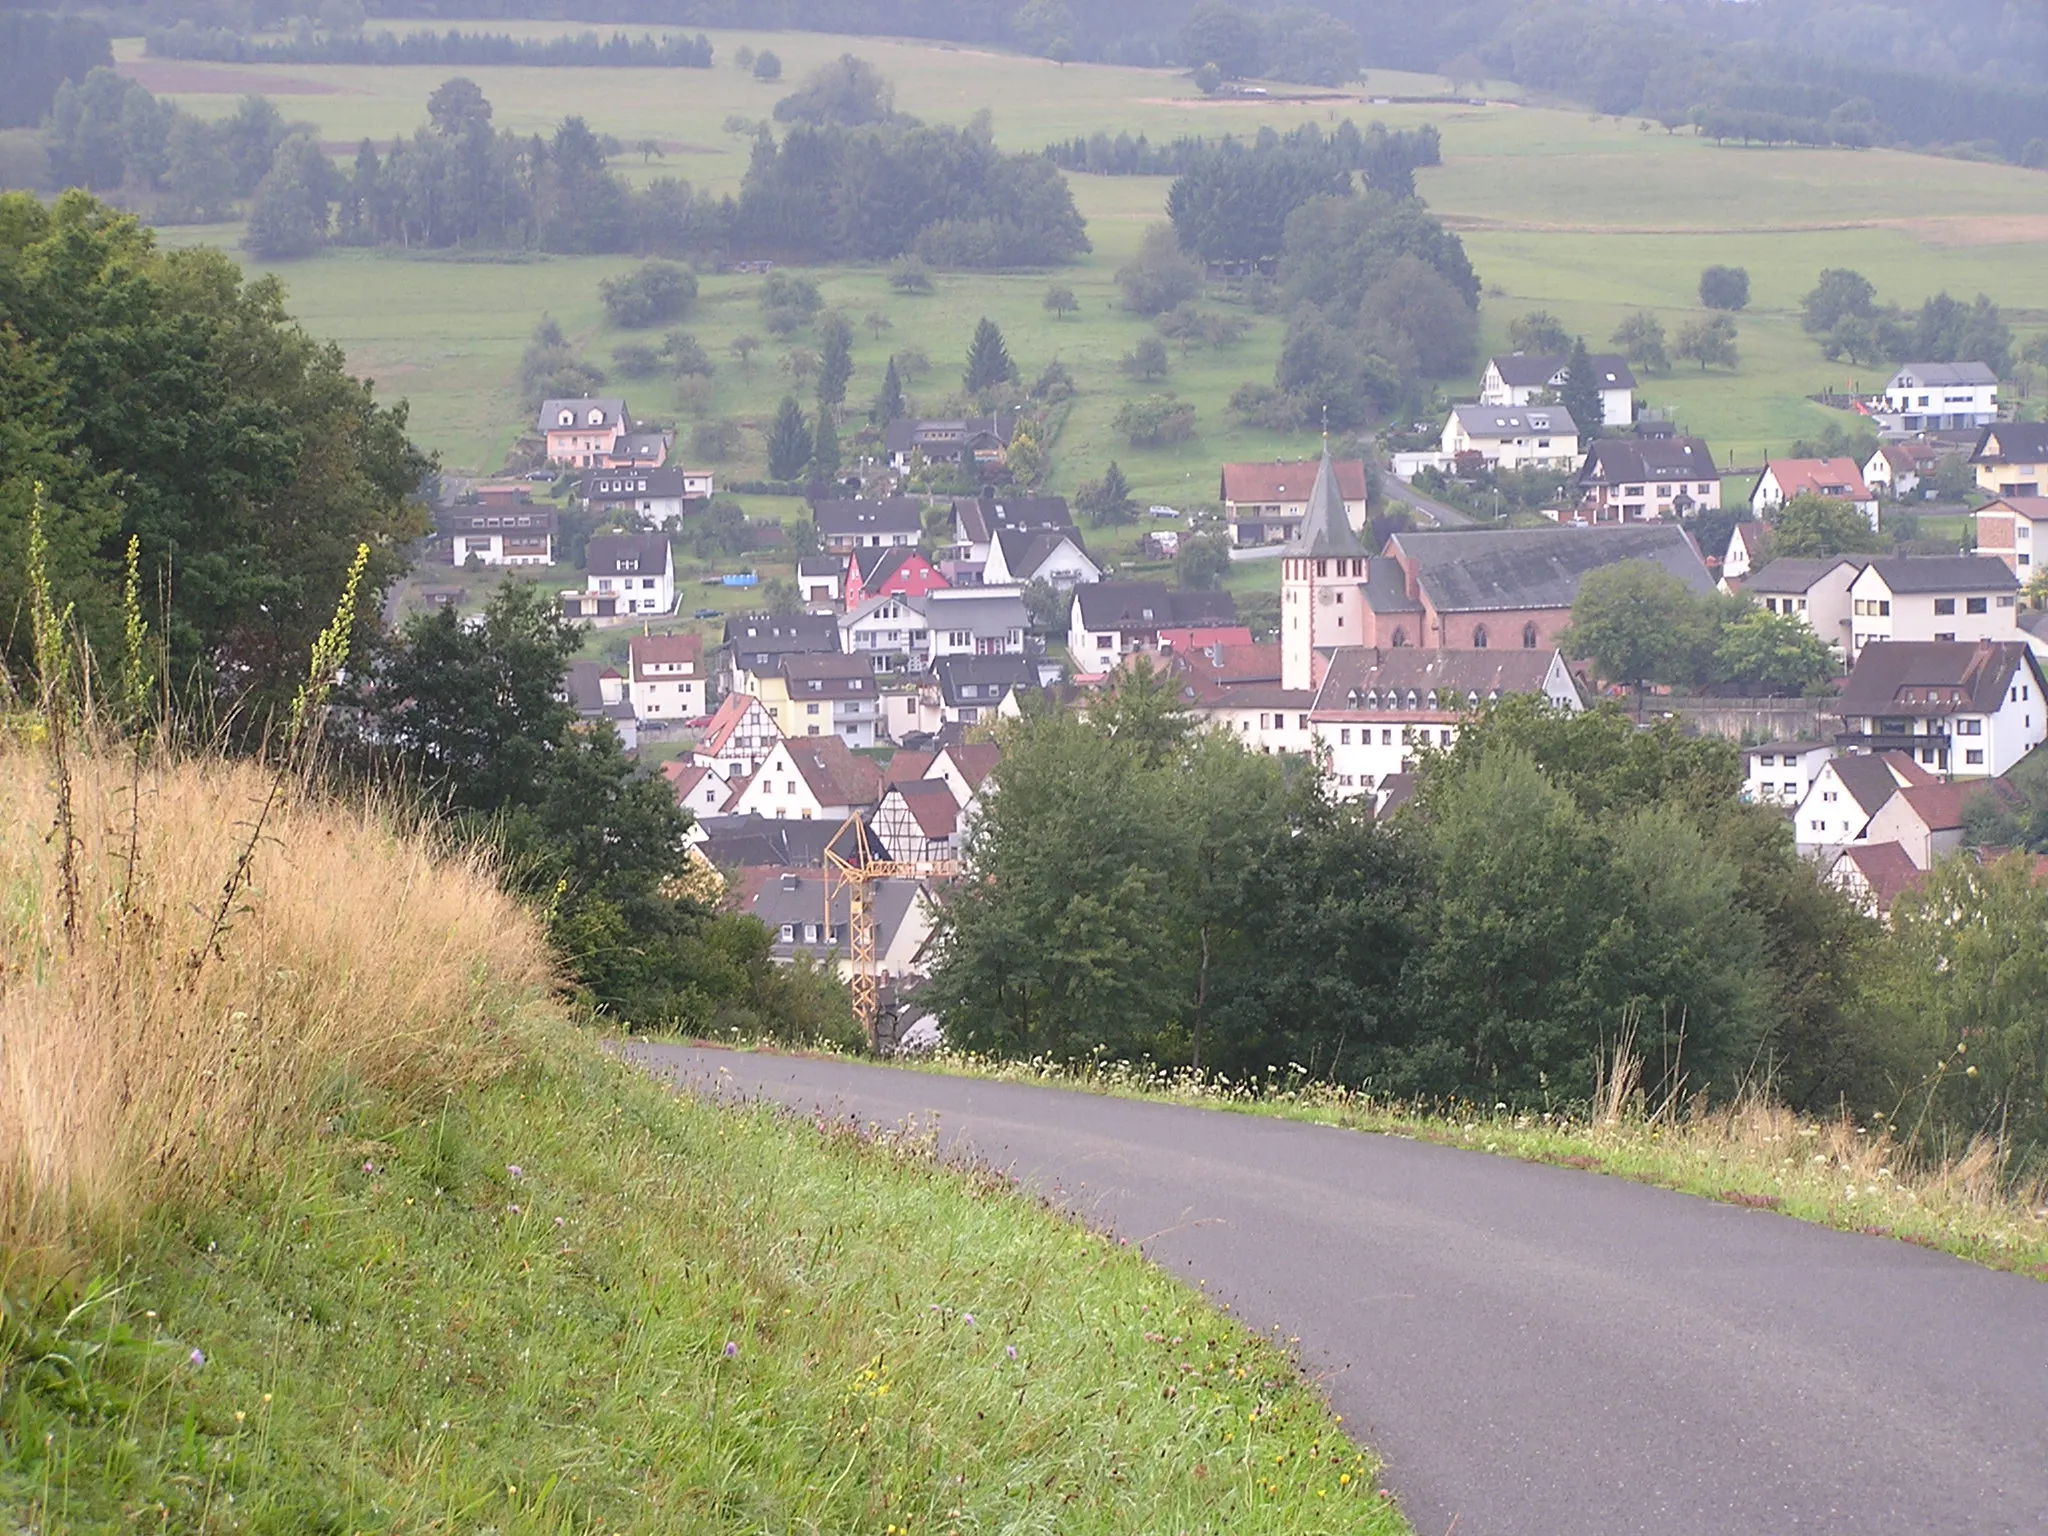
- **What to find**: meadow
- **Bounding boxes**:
[123,27,2048,526]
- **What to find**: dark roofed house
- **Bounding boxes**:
[1835,639,2047,777]
[813,497,926,553]
[946,492,1077,581]
[694,812,883,871]
[723,611,840,692]
[1481,352,1636,427]
[1576,436,1722,523]
[923,653,1038,725]
[1971,422,2048,498]
[884,416,1014,472]
[873,779,963,864]
[735,866,933,986]
[1067,582,1239,674]
[577,466,713,524]
[1362,524,1710,654]
[565,533,674,620]
[564,660,638,751]
[438,503,557,567]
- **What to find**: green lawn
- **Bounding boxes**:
[124,29,2048,508]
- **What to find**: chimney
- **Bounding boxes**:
[780,872,801,892]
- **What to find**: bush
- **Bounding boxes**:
[600,260,698,328]
[1113,394,1197,447]
[1699,265,1750,311]
[1116,223,1203,316]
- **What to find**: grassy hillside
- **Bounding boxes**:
[124,27,2048,497]
[0,743,1406,1533]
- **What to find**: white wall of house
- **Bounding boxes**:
[1198,703,1317,757]
[1756,565,1860,660]
[1441,413,1582,471]
[631,670,704,721]
[1881,370,1996,429]
[728,742,841,821]
[1743,744,1833,807]
[1792,762,1884,860]
[1846,568,2019,660]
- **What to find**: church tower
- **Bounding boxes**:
[1281,443,1368,693]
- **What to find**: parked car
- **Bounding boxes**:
[691,607,721,620]
[1148,504,1180,519]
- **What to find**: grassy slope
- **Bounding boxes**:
[0,1020,1407,1534]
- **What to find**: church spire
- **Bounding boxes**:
[1295,439,1365,558]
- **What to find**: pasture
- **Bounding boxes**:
[122,28,2048,514]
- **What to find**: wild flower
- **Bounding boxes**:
[1005,1345,1017,1359]
[188,1348,205,1367]
[507,1164,524,1179]
[723,1340,740,1358]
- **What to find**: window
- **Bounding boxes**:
[1966,596,1988,614]
[1340,728,1352,745]
[805,702,820,715]
[779,924,794,943]
[1935,633,1956,642]
[1381,729,1394,745]
[1523,622,1539,649]
[1966,749,1985,765]
[1934,597,1956,615]
[1473,624,1489,648]
[1391,627,1408,648]
[1298,714,1309,730]
[1957,718,1982,735]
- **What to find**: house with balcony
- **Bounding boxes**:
[723,612,840,695]
[578,466,713,525]
[1845,557,2019,662]
[1970,422,2048,498]
[1575,437,1721,523]
[759,652,882,749]
[1834,639,2046,777]
[562,533,673,620]
[1438,403,1582,473]
[918,587,1030,662]
[1219,458,1368,546]
[814,497,925,554]
[983,526,1099,589]
[1874,363,1998,434]
[918,654,1039,729]
[438,504,557,567]
[946,494,1075,581]
[884,415,1013,472]
[539,397,630,467]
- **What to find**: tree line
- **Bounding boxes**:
[144,24,715,68]
[1801,268,2017,373]
[1048,120,1440,187]
[0,10,110,131]
[931,676,2048,1167]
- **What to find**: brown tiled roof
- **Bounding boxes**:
[1894,779,2019,834]
[1834,843,1925,914]
[788,737,885,808]
[890,779,960,838]
[700,693,771,754]
[631,632,703,680]
[1220,459,1367,504]
[1838,641,2037,718]
[1765,457,1871,501]
[939,742,1002,791]
[1977,496,2048,524]
[883,749,937,788]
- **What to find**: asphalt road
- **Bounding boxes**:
[1379,474,1478,529]
[622,1045,2048,1536]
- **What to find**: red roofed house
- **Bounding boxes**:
[1973,496,2048,577]
[1827,842,1927,919]
[664,759,735,817]
[927,742,1001,808]
[694,693,782,780]
[873,779,962,864]
[1159,625,1256,653]
[1865,778,2023,869]
[728,735,885,822]
[628,632,706,722]
[845,545,948,611]
[1220,458,1367,547]
[1750,457,1877,528]
[1862,440,1944,502]
[1720,521,1771,583]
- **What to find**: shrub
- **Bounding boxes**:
[599,261,698,328]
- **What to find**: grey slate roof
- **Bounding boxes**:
[1863,556,2018,594]
[1384,525,1710,614]
[1361,556,1422,613]
[797,555,843,579]
[1973,423,2048,463]
[993,526,1090,580]
[954,494,1074,544]
[813,497,926,537]
[585,533,672,577]
[580,467,697,501]
[1743,556,1862,595]
[1888,363,1997,388]
[563,661,635,724]
[1829,755,1910,818]
[1073,582,1237,630]
[907,588,1029,635]
[1576,436,1719,488]
[929,653,1037,707]
[696,814,883,870]
[1449,402,1581,441]
[1310,647,1567,715]
[1293,447,1366,558]
[1488,352,1637,390]
[539,397,628,431]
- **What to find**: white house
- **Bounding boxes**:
[1861,441,1944,502]
[873,780,962,864]
[441,505,557,567]
[628,632,706,721]
[1743,741,1834,808]
[1069,582,1237,675]
[1574,437,1721,523]
[578,466,713,525]
[1791,751,1928,861]
[947,494,1075,580]
[840,595,932,676]
[1876,363,1998,434]
[1720,521,1770,582]
[1308,648,1583,800]
[1741,556,1863,661]
[1865,781,2014,871]
[1973,495,2048,576]
[1480,352,1636,427]
[564,661,638,752]
[1440,403,1582,472]
[742,868,935,990]
[798,555,844,607]
[814,498,925,554]
[727,736,884,822]
[919,655,1037,729]
[664,759,735,818]
[916,587,1030,662]
[1219,458,1369,546]
[924,742,1001,810]
[1750,458,1877,528]
[565,533,674,620]
[694,693,782,780]
[983,527,1099,589]
[1835,640,2045,778]
[1846,557,2019,662]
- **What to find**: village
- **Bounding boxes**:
[420,352,2048,1032]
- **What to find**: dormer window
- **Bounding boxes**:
[587,408,605,426]
[557,410,573,426]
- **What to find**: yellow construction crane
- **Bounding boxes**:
[823,815,959,1050]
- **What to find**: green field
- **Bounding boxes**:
[124,28,2048,526]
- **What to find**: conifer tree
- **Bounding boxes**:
[817,322,854,407]
[1559,336,1601,434]
[964,317,1018,393]
[811,409,841,482]
[874,355,907,424]
[767,395,812,481]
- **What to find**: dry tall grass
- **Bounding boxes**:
[0,739,554,1262]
